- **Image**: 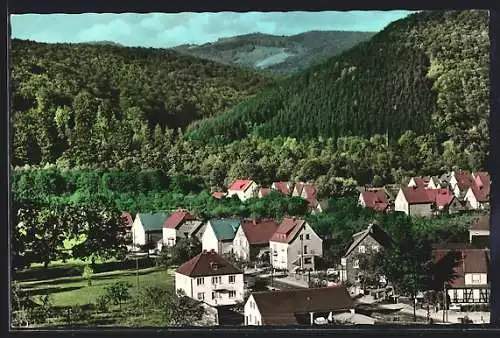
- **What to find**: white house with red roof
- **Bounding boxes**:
[227,179,258,202]
[257,187,272,198]
[291,182,320,212]
[175,249,244,306]
[271,181,293,196]
[464,172,490,210]
[269,217,323,272]
[433,247,490,305]
[232,219,280,262]
[394,187,459,217]
[162,209,203,247]
[358,188,390,212]
[449,171,475,198]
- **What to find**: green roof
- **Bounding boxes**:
[138,212,170,232]
[209,219,241,241]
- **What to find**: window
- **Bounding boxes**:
[306,234,310,240]
[184,232,189,238]
[212,292,216,300]
[229,275,236,283]
[212,276,221,284]
[300,235,303,240]
[304,245,308,254]
[197,277,204,286]
[472,274,481,283]
[229,291,236,298]
[372,245,379,252]
[304,257,312,264]
[245,316,249,325]
[353,259,360,269]
[358,245,366,254]
[197,292,205,301]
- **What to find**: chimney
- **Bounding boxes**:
[202,249,207,254]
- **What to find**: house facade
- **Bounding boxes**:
[244,286,354,326]
[131,212,170,250]
[340,223,392,289]
[395,187,456,217]
[469,215,489,244]
[449,171,474,198]
[162,210,203,247]
[269,217,323,272]
[464,181,490,210]
[408,176,431,188]
[433,248,490,305]
[201,219,241,254]
[227,179,258,202]
[232,219,279,262]
[175,249,245,307]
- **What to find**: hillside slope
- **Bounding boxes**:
[11,39,275,165]
[187,10,489,167]
[172,31,375,75]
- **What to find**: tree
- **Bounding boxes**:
[157,237,202,268]
[105,281,132,311]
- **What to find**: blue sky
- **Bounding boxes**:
[11,11,415,48]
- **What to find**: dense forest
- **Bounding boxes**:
[10,10,489,187]
[173,31,375,75]
[188,10,490,170]
[10,39,275,165]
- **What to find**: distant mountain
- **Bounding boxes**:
[187,10,489,168]
[83,40,124,47]
[172,31,376,75]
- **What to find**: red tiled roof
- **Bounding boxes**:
[474,172,490,187]
[241,219,280,245]
[454,171,474,190]
[470,215,489,231]
[303,184,318,207]
[251,286,354,325]
[361,189,389,211]
[176,249,242,277]
[229,179,254,191]
[469,178,490,202]
[121,212,134,227]
[259,187,272,198]
[163,210,195,229]
[433,248,489,287]
[270,217,305,243]
[272,181,291,195]
[401,187,454,207]
[212,191,227,199]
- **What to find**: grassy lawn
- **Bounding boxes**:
[14,258,177,327]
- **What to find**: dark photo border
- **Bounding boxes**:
[3,0,500,337]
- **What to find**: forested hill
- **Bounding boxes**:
[11,39,275,165]
[187,10,490,167]
[172,31,375,75]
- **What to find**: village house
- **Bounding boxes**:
[244,286,354,326]
[271,181,294,196]
[175,249,245,307]
[232,219,280,262]
[269,217,323,272]
[449,171,475,199]
[407,176,431,188]
[212,191,227,200]
[358,188,390,212]
[131,212,170,251]
[469,214,489,245]
[201,218,241,255]
[227,179,258,202]
[292,182,320,212]
[394,187,459,217]
[464,172,490,210]
[162,209,204,247]
[257,187,272,198]
[433,247,490,305]
[340,223,392,291]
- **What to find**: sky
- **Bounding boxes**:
[11,11,415,48]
